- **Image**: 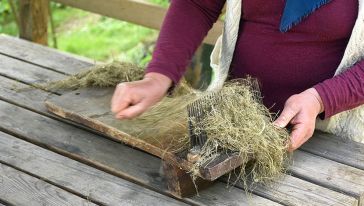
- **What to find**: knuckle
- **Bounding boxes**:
[118,83,131,90]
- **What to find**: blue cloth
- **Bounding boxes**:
[280,0,332,32]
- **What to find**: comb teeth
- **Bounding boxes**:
[187,93,220,149]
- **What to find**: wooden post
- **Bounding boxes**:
[162,160,213,198]
[19,0,49,45]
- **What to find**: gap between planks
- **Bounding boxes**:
[0,162,97,206]
[0,131,188,206]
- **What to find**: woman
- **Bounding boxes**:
[111,0,364,151]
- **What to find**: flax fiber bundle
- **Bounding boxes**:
[47,61,290,190]
[46,61,145,90]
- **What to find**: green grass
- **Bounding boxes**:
[56,15,158,64]
[1,1,169,66]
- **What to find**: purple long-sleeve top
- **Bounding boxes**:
[146,0,364,119]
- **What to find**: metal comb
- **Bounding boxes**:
[187,93,220,162]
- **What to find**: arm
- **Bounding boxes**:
[146,0,226,83]
[314,59,364,119]
[274,59,364,152]
[111,0,225,119]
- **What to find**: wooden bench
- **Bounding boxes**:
[0,34,363,205]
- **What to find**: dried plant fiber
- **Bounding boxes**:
[46,61,290,191]
[46,61,145,90]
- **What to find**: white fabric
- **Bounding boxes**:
[207,0,241,92]
[209,0,364,143]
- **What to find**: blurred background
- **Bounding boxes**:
[0,0,169,67]
[0,0,221,89]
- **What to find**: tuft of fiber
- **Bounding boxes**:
[46,61,145,90]
[130,79,290,189]
[187,79,289,188]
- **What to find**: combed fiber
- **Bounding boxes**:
[47,61,290,190]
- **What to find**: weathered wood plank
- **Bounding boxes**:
[0,163,94,206]
[0,100,277,205]
[44,87,244,181]
[51,0,222,45]
[0,54,65,84]
[0,34,94,74]
[0,131,187,206]
[0,75,53,112]
[301,131,364,170]
[290,150,364,200]
[225,174,358,206]
[190,183,282,206]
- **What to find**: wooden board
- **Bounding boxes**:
[0,34,94,75]
[45,87,244,181]
[225,174,358,206]
[0,75,54,113]
[0,131,187,206]
[290,150,364,199]
[0,163,94,206]
[0,54,65,85]
[301,131,364,170]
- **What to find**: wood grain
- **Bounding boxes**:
[0,75,53,112]
[301,131,364,170]
[224,174,358,206]
[291,151,364,199]
[0,54,65,84]
[0,131,187,206]
[0,163,94,206]
[0,35,94,74]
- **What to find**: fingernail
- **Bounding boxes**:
[273,121,284,128]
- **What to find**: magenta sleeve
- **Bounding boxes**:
[145,0,225,83]
[314,59,364,119]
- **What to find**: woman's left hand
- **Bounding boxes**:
[273,88,324,152]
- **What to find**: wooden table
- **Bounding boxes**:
[0,34,363,206]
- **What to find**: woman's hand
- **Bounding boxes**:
[111,72,172,119]
[273,88,324,152]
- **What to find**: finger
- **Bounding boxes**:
[111,84,130,113]
[274,106,298,128]
[116,103,147,119]
[288,124,307,152]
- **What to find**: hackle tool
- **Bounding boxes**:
[186,93,219,163]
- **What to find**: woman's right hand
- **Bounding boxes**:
[111,72,172,119]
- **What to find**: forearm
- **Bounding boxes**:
[145,0,225,83]
[314,59,364,119]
